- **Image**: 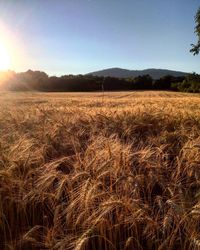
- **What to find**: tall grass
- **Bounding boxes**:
[0,91,200,249]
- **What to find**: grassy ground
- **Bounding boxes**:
[0,91,200,250]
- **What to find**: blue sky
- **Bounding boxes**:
[0,0,199,75]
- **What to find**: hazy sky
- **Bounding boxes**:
[0,0,199,75]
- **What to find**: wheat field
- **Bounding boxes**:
[0,91,200,250]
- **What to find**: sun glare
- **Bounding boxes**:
[0,41,10,71]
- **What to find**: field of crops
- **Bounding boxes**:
[0,91,200,249]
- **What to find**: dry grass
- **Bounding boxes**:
[0,91,200,249]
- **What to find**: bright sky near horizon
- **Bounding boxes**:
[0,0,199,76]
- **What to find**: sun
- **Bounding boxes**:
[0,41,10,71]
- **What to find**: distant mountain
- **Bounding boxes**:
[88,68,188,79]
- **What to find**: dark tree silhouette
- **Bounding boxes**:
[154,75,185,90]
[190,7,200,55]
[171,73,200,92]
[132,75,153,90]
[0,70,190,92]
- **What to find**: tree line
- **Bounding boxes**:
[0,70,200,93]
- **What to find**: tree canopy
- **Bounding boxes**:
[190,7,200,55]
[0,70,188,92]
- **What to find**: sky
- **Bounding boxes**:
[0,0,199,76]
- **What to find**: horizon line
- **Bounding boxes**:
[0,67,197,77]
